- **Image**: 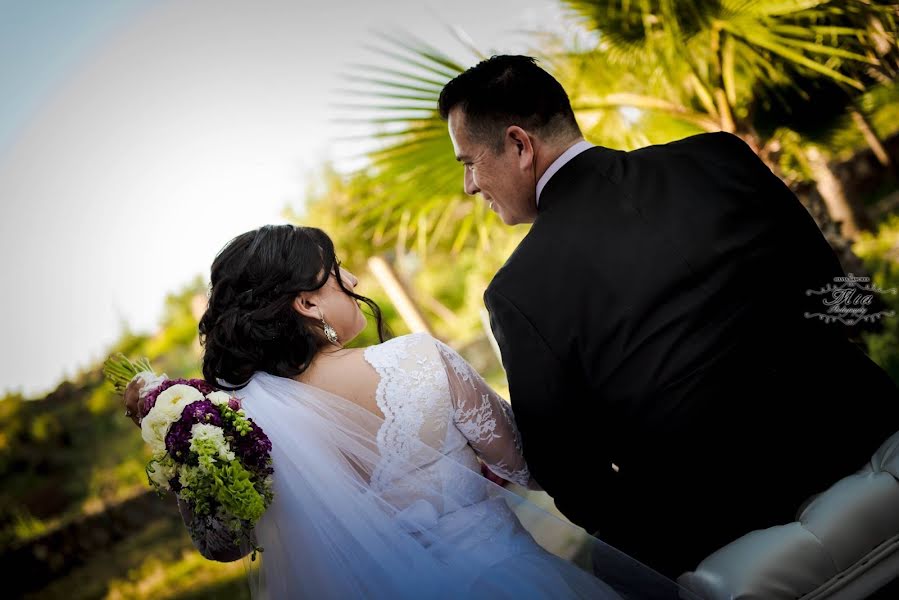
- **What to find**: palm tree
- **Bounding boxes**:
[334,30,700,255]
[560,0,899,239]
[332,1,899,258]
[335,33,501,256]
[325,35,528,336]
[552,0,899,333]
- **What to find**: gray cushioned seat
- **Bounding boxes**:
[678,431,899,599]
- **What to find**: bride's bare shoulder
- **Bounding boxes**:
[362,332,439,361]
[294,347,379,413]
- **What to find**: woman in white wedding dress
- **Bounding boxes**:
[128,224,689,599]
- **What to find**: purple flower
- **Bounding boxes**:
[164,399,224,463]
[182,399,223,427]
[233,421,273,470]
[165,418,194,461]
[228,398,242,411]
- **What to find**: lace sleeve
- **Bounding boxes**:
[434,340,537,489]
[177,495,252,562]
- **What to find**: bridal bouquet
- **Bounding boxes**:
[104,355,273,556]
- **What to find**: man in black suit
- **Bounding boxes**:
[439,55,899,578]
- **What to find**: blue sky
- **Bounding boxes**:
[0,0,151,157]
[0,0,563,395]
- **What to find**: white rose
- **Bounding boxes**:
[141,384,205,454]
[206,391,232,407]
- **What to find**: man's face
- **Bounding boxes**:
[447,107,537,225]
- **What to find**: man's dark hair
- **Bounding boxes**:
[438,55,581,152]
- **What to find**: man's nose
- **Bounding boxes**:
[463,168,479,196]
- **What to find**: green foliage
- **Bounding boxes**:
[0,278,207,552]
[559,0,899,180]
[6,506,48,541]
[855,214,899,384]
[821,83,899,162]
[563,0,893,93]
[27,514,252,600]
[333,34,509,256]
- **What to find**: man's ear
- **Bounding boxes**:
[507,126,534,171]
[292,292,319,320]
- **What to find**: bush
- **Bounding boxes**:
[854,215,899,385]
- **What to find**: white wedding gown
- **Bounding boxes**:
[234,333,679,599]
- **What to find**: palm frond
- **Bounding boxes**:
[333,31,495,255]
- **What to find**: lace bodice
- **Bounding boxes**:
[363,333,531,495]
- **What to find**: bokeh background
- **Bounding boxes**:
[2,1,898,598]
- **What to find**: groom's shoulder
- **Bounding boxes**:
[485,235,542,300]
[631,131,751,161]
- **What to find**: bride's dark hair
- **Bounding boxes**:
[199,224,388,388]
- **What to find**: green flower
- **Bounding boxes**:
[212,460,266,522]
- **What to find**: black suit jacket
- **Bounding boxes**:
[484,132,899,577]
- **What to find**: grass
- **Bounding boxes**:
[26,514,253,600]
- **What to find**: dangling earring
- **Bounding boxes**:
[319,309,339,345]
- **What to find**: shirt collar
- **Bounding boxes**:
[536,140,595,206]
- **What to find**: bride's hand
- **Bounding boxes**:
[123,379,143,428]
[480,461,511,488]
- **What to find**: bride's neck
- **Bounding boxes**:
[296,346,352,383]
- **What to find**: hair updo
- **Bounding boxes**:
[199,224,386,388]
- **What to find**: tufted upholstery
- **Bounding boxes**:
[678,431,899,599]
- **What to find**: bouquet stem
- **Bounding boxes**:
[103,354,153,394]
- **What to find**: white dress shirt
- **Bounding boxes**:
[536,139,595,206]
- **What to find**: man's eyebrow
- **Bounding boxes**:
[455,154,470,162]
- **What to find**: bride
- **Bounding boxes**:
[124,224,689,599]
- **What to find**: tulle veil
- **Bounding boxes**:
[233,370,699,599]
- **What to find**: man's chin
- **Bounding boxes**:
[494,207,515,225]
[498,211,530,226]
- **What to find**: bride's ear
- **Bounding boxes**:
[292,293,319,320]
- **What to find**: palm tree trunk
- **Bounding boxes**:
[849,105,893,171]
[714,89,736,133]
[367,256,433,335]
[804,145,872,241]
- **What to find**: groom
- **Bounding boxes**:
[439,55,899,578]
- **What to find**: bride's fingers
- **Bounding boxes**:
[123,380,142,427]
